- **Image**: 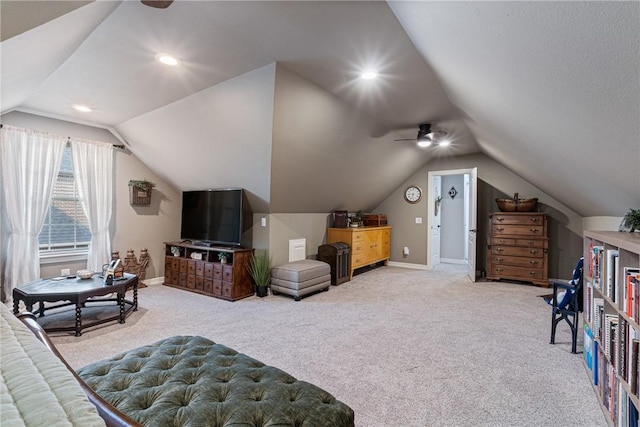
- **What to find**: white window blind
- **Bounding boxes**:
[38,145,91,254]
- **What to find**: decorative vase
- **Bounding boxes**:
[256,286,268,297]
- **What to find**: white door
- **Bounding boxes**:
[465,168,478,282]
[432,176,442,266]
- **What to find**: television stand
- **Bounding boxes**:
[163,242,254,301]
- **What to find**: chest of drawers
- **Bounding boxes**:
[486,212,548,287]
[327,226,391,279]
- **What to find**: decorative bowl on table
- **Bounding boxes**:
[77,269,94,279]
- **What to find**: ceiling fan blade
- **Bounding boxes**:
[141,0,174,9]
[394,138,417,142]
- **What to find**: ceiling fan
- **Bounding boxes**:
[141,0,174,9]
[395,123,448,147]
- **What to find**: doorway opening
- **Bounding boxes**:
[427,168,477,282]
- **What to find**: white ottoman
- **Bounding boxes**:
[270,260,331,301]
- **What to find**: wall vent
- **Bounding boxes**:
[288,239,306,262]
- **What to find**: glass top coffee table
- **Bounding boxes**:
[13,273,138,336]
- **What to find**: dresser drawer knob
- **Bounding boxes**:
[496,248,504,252]
[496,258,504,262]
[530,250,538,255]
[530,260,539,265]
[529,271,537,276]
[499,239,506,243]
[530,228,539,233]
[527,240,534,245]
[496,268,504,273]
[530,217,539,222]
[496,217,504,222]
[496,227,505,232]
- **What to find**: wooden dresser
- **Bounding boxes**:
[327,226,391,279]
[486,212,548,287]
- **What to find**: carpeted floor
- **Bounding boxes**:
[44,264,606,427]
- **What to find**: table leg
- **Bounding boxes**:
[38,301,45,317]
[75,304,82,336]
[13,298,19,314]
[118,293,125,323]
[133,284,138,311]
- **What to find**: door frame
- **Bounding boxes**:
[426,168,476,272]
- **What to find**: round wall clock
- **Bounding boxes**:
[404,185,422,204]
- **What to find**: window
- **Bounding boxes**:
[38,145,91,255]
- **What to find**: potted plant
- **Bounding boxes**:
[247,249,272,297]
[128,179,156,206]
[218,252,228,264]
[622,208,640,232]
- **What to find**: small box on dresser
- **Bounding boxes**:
[486,212,549,287]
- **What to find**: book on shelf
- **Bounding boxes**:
[594,297,605,340]
[604,314,618,369]
[586,280,593,324]
[584,324,594,374]
[604,249,619,302]
[630,339,639,395]
[620,317,628,380]
[623,267,640,321]
[590,245,605,291]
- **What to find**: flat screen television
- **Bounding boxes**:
[180,189,251,247]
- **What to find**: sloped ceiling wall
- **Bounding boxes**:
[116,64,276,213]
[389,1,640,216]
[1,1,638,218]
[270,64,431,213]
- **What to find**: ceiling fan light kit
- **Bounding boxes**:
[396,123,448,147]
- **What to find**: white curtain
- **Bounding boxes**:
[71,138,114,273]
[0,126,66,296]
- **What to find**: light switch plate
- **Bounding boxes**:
[415,217,422,224]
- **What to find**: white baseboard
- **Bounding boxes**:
[440,258,466,265]
[144,276,164,286]
[387,261,429,270]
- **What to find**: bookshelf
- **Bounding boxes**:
[583,230,640,426]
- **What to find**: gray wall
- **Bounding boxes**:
[373,153,585,277]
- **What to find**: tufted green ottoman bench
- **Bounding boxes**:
[76,335,354,427]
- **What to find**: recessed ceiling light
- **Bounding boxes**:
[72,104,93,113]
[361,70,378,80]
[156,53,179,66]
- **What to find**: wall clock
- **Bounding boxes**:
[404,185,422,204]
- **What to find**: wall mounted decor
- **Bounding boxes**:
[128,180,155,206]
[448,186,457,199]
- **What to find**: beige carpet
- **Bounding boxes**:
[44,264,605,427]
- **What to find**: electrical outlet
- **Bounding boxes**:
[61,268,71,276]
[261,217,267,227]
[415,217,422,224]
[403,247,409,256]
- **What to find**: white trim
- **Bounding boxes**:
[39,251,88,265]
[440,258,466,265]
[387,261,428,270]
[144,276,164,286]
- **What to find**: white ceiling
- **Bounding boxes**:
[1,0,638,216]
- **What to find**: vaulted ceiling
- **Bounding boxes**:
[1,1,638,216]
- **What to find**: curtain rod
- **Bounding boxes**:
[0,124,126,150]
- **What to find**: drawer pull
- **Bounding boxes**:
[529,217,539,222]
[529,271,537,276]
[530,260,539,265]
[527,240,534,245]
[496,248,504,252]
[499,239,506,243]
[530,250,538,255]
[496,258,504,262]
[530,228,539,233]
[496,227,505,232]
[496,217,504,222]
